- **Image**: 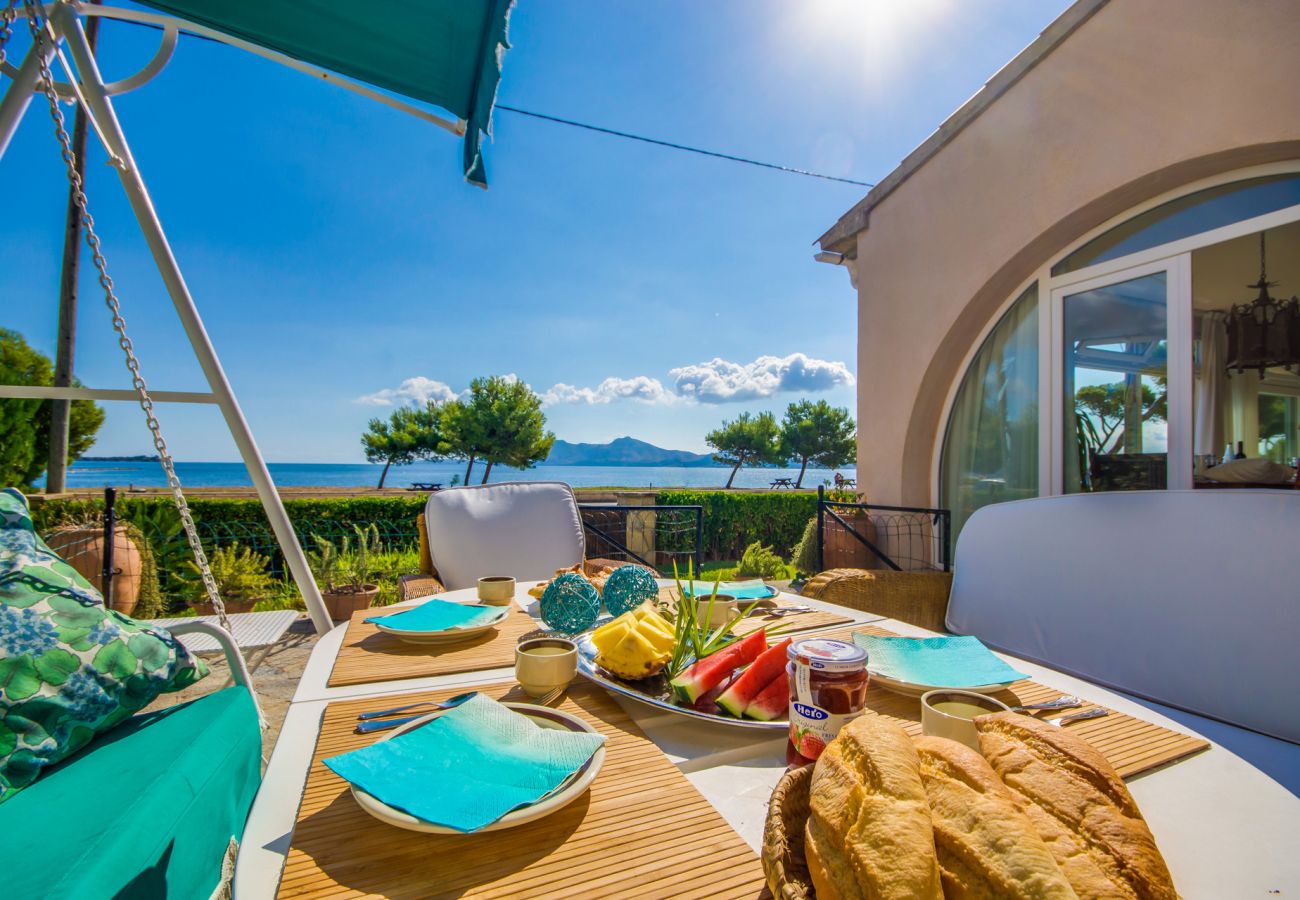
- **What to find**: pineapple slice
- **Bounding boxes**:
[591,619,632,656]
[595,627,671,681]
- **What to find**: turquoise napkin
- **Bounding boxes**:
[681,580,775,600]
[853,634,1028,688]
[325,694,605,832]
[367,599,505,633]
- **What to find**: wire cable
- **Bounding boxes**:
[496,104,873,187]
[95,16,875,188]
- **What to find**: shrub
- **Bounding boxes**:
[735,541,786,579]
[790,516,821,576]
[193,543,274,603]
[656,490,815,560]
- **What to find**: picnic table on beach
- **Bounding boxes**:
[234,581,1300,898]
[408,482,442,491]
[769,477,795,488]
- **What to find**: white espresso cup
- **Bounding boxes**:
[694,593,739,628]
[477,575,516,606]
[515,637,578,699]
[920,689,1012,750]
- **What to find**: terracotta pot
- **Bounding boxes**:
[823,512,881,570]
[323,584,380,621]
[46,525,143,616]
[190,596,259,616]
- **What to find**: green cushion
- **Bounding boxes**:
[0,488,208,802]
[1,686,262,900]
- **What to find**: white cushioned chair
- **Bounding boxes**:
[946,490,1300,747]
[411,482,587,591]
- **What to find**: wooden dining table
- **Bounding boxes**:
[233,581,1300,898]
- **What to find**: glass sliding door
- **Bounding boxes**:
[1053,260,1191,493]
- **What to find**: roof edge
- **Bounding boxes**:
[816,0,1110,256]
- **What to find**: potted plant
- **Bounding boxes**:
[188,543,273,615]
[821,485,881,570]
[309,524,383,621]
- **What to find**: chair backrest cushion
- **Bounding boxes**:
[946,490,1300,743]
[423,482,586,590]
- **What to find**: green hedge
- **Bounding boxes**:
[655,490,816,560]
[31,491,818,592]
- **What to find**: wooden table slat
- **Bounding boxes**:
[837,625,1209,779]
[280,681,769,899]
[327,605,543,687]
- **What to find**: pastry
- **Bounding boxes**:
[975,712,1176,900]
[913,735,1078,899]
[804,716,943,900]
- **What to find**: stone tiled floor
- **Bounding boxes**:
[152,616,320,757]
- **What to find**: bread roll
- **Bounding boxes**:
[913,736,1078,899]
[804,716,942,900]
[975,711,1176,900]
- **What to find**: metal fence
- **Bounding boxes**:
[579,504,703,575]
[817,486,951,573]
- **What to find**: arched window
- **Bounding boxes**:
[1052,173,1300,276]
[940,284,1039,538]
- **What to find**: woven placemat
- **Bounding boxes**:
[654,586,855,637]
[280,681,769,899]
[840,626,1209,779]
[327,605,542,688]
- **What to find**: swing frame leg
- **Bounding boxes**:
[3,6,335,635]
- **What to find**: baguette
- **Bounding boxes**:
[804,716,943,900]
[975,711,1176,900]
[913,736,1078,899]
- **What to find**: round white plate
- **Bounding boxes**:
[372,604,509,644]
[869,672,1012,697]
[350,702,605,834]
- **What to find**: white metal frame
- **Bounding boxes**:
[0,2,473,634]
[930,160,1300,506]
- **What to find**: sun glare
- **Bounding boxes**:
[789,0,958,85]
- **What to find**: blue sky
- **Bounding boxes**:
[4,0,1071,462]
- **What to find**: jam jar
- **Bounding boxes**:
[786,638,869,765]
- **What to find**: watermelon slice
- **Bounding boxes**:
[716,637,793,717]
[670,628,766,703]
[742,670,788,721]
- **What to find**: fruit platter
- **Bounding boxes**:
[574,585,793,731]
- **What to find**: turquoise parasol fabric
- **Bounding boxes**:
[133,0,513,186]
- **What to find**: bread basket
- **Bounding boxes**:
[761,764,816,899]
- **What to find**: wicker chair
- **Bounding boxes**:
[800,568,953,634]
[397,514,628,602]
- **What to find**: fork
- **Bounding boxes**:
[1046,708,1109,728]
[356,691,478,721]
[1013,695,1082,713]
[354,687,564,734]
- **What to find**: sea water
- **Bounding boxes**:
[41,461,854,491]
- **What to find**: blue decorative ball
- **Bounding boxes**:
[539,573,600,634]
[602,565,660,617]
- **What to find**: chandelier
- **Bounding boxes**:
[1225,233,1300,376]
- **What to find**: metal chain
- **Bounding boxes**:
[23,0,232,633]
[0,0,18,67]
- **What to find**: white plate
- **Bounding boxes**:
[868,672,1015,698]
[371,604,509,644]
[350,702,605,834]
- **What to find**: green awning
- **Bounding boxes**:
[135,0,513,186]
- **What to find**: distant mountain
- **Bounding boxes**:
[546,437,718,467]
[79,455,161,462]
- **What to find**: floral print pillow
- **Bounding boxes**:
[0,489,208,803]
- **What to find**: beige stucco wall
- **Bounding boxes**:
[847,0,1300,506]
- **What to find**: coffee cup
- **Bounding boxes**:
[477,575,515,606]
[694,593,739,628]
[515,637,577,698]
[920,689,1012,750]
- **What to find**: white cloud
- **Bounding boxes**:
[539,353,855,407]
[669,353,855,403]
[541,376,674,407]
[354,377,462,407]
